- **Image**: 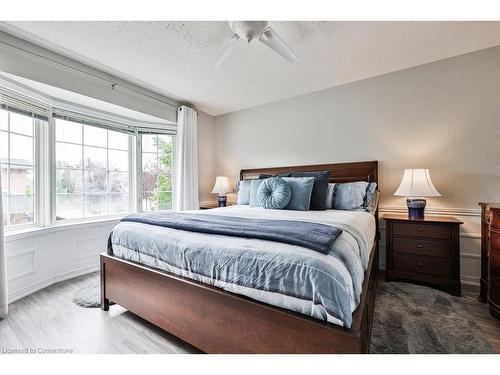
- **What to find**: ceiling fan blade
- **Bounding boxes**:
[214,34,240,68]
[258,26,298,63]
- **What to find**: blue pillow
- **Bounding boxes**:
[282,177,315,211]
[249,179,264,207]
[237,180,252,205]
[257,177,291,209]
[290,171,331,210]
[332,181,369,210]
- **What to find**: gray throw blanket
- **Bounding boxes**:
[121,212,342,254]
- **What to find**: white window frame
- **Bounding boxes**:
[51,118,136,226]
[136,131,176,213]
[1,110,46,232]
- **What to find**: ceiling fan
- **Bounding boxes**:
[214,21,298,67]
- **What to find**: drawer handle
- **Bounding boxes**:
[417,244,424,249]
[416,228,423,232]
[417,262,424,267]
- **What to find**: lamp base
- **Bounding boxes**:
[407,198,426,220]
[217,195,227,207]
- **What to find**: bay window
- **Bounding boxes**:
[0,85,176,232]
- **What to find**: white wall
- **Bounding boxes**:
[213,46,500,286]
[6,220,117,302]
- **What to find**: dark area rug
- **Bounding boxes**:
[371,282,494,354]
[72,278,114,308]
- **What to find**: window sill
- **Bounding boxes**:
[5,217,122,242]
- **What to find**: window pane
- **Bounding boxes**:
[1,193,7,226]
[142,134,157,152]
[9,195,34,225]
[158,173,172,192]
[54,118,131,221]
[56,119,82,143]
[84,170,107,194]
[56,194,83,220]
[109,131,128,150]
[157,191,172,210]
[109,172,128,193]
[9,112,33,136]
[141,134,174,212]
[10,133,33,166]
[1,165,7,191]
[142,152,157,173]
[157,134,172,146]
[108,149,128,172]
[0,131,7,160]
[84,125,107,148]
[56,169,83,194]
[0,110,7,131]
[84,194,107,217]
[142,191,155,211]
[56,142,82,169]
[9,167,33,195]
[84,146,107,169]
[110,193,128,214]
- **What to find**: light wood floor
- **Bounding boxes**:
[0,272,201,354]
[1,272,499,354]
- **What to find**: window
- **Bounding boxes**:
[55,118,130,220]
[141,134,174,211]
[0,109,41,227]
[0,83,176,231]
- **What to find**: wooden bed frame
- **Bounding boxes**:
[100,160,379,353]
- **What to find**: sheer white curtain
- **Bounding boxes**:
[174,106,199,211]
[0,169,7,318]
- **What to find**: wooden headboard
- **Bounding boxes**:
[240,160,378,184]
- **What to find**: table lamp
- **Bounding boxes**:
[394,168,441,219]
[211,176,232,207]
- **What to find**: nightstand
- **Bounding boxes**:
[384,214,463,296]
[199,202,236,210]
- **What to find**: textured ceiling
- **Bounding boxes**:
[2,21,500,116]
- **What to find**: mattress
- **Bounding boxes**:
[108,206,375,327]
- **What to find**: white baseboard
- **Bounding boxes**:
[8,264,99,304]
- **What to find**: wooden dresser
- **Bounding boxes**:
[488,205,500,319]
[384,214,463,296]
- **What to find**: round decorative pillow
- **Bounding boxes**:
[257,177,291,209]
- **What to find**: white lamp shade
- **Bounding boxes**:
[394,169,441,197]
[211,176,232,195]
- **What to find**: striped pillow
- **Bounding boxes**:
[332,182,370,211]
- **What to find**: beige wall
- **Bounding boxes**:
[210,45,500,285]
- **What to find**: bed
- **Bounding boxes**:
[100,160,379,353]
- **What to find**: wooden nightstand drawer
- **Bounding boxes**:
[392,222,450,240]
[392,237,451,258]
[392,253,452,278]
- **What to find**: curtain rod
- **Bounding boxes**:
[0,39,180,110]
